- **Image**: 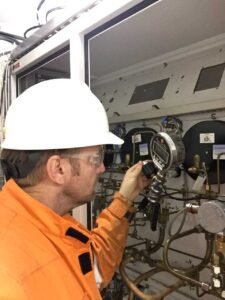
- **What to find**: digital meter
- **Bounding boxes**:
[150,132,185,171]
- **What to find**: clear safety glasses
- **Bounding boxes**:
[63,146,105,168]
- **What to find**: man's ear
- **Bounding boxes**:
[46,155,67,184]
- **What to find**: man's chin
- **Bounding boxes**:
[74,192,97,208]
[89,191,96,202]
[83,192,96,204]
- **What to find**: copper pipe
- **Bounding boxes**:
[163,228,213,291]
[120,257,184,300]
[147,225,166,254]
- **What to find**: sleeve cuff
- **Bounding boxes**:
[107,192,135,220]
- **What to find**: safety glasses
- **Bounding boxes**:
[62,146,105,168]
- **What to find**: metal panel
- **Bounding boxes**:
[129,78,169,104]
[194,63,225,92]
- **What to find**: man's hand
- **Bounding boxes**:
[119,161,152,203]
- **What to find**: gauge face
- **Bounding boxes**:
[150,132,185,171]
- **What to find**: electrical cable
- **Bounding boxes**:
[24,25,42,39]
[0,36,18,45]
[45,6,65,23]
[0,31,24,41]
[23,0,47,38]
[0,35,21,45]
[0,31,24,46]
[36,0,46,25]
[162,186,200,201]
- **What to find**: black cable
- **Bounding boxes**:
[0,36,17,45]
[0,51,11,57]
[163,186,182,192]
[0,31,24,42]
[0,34,22,45]
[165,193,199,201]
[37,0,46,11]
[37,0,46,25]
[24,25,42,39]
[163,186,200,201]
[23,0,45,38]
[45,6,65,23]
[163,185,225,201]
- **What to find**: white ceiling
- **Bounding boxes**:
[0,0,91,52]
[0,0,40,35]
[1,0,225,80]
[0,0,39,52]
[89,0,225,78]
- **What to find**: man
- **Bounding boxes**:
[0,79,150,299]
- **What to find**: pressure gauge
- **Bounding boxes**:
[198,201,225,233]
[150,132,185,171]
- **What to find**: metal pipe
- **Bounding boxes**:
[146,225,166,254]
[168,206,188,237]
[163,227,213,291]
[120,257,184,300]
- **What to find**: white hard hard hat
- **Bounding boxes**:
[2,78,123,150]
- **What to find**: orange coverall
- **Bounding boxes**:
[0,179,131,300]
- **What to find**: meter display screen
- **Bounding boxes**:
[152,140,169,164]
[150,131,185,171]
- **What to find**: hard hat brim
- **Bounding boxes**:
[105,132,124,145]
[1,131,124,150]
